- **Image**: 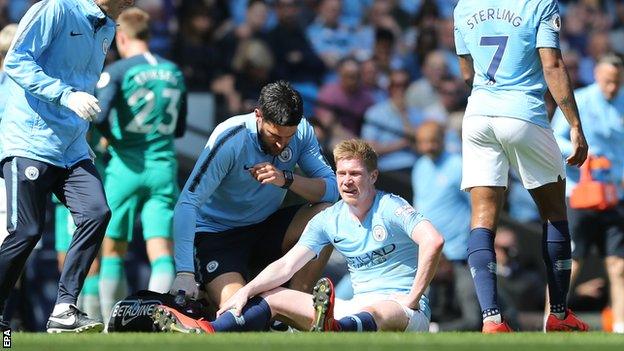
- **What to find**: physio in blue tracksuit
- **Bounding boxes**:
[0,0,133,333]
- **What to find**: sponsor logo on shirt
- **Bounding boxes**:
[345,244,396,269]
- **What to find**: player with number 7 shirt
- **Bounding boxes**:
[453,0,588,332]
[93,7,187,326]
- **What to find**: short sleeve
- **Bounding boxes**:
[454,24,469,55]
[296,212,331,257]
[536,0,561,49]
[385,194,427,238]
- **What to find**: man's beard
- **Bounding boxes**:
[259,137,282,156]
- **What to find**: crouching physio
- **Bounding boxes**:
[153,139,444,332]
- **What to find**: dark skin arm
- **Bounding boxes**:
[539,47,588,167]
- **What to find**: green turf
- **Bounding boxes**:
[9,332,624,351]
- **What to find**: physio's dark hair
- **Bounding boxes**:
[258,80,303,126]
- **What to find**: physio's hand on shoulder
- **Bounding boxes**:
[66,91,101,122]
[248,162,286,187]
[170,272,199,300]
[567,126,588,167]
[216,287,250,318]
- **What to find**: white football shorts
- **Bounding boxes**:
[461,115,565,191]
[334,293,430,332]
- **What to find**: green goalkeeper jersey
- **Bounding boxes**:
[95,52,187,166]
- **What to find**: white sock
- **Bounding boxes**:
[52,303,73,316]
[483,313,502,324]
[552,311,566,320]
[99,275,127,325]
[148,271,175,294]
[613,322,624,333]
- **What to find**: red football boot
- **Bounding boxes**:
[482,320,513,333]
[310,277,340,331]
[545,309,589,332]
[152,305,215,334]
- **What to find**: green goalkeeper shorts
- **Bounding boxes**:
[104,157,178,242]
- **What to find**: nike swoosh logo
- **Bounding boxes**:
[333,237,345,244]
[49,315,76,326]
[121,314,139,326]
[70,31,83,36]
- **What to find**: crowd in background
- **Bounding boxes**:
[1,0,623,331]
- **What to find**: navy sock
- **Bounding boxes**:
[211,296,272,332]
[467,227,500,319]
[542,221,572,314]
[337,312,377,331]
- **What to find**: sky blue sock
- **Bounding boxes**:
[543,221,572,314]
[211,296,272,332]
[337,312,377,331]
[467,227,500,319]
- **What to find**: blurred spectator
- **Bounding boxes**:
[217,0,270,70]
[360,59,388,103]
[435,18,460,78]
[406,50,449,110]
[362,69,421,174]
[423,77,466,124]
[306,0,358,71]
[266,0,327,116]
[552,53,624,334]
[213,39,275,115]
[315,57,374,146]
[175,2,227,90]
[578,31,612,85]
[353,0,402,60]
[411,121,479,331]
[370,27,405,83]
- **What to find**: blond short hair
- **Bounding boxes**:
[117,7,150,41]
[333,139,378,172]
[0,24,18,59]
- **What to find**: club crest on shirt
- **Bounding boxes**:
[278,146,293,163]
[103,38,109,55]
[550,13,561,32]
[372,225,387,242]
[25,166,39,180]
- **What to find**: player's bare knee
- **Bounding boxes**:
[102,237,127,257]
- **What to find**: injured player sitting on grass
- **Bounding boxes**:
[151,139,444,333]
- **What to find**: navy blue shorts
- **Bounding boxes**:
[568,200,624,259]
[193,205,302,284]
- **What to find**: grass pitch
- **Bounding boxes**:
[11,332,624,351]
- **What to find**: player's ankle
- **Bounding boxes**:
[483,314,502,324]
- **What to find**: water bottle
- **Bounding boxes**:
[174,290,186,307]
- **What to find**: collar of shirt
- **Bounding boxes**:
[83,0,112,29]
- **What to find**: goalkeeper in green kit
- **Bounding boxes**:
[93,7,187,325]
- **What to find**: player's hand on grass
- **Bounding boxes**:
[216,287,250,318]
[390,293,420,311]
[567,126,588,167]
[65,91,101,122]
[248,162,286,187]
[170,272,199,300]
